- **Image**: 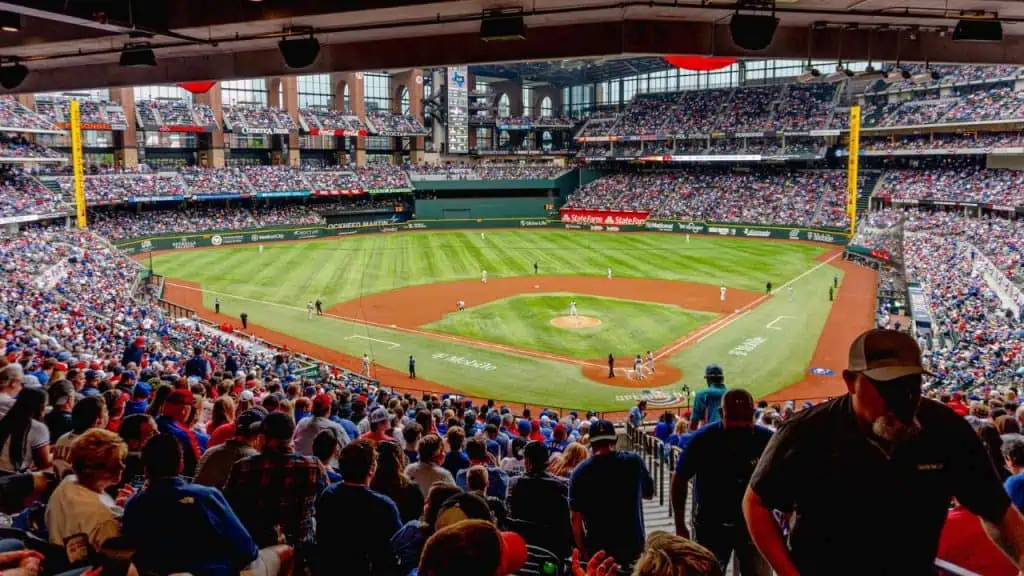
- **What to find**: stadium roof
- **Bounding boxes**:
[1,0,1024,93]
[471,58,672,86]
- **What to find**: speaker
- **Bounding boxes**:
[480,14,526,41]
[278,37,321,69]
[729,14,778,51]
[953,20,1002,43]
[119,48,156,67]
[0,64,28,89]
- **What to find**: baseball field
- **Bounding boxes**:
[152,229,877,412]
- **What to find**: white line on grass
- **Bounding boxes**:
[654,252,842,361]
[164,282,606,369]
[344,335,401,349]
[765,315,795,330]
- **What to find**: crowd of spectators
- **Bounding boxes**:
[34,97,128,128]
[565,169,854,227]
[0,97,55,131]
[870,64,1023,93]
[305,164,411,191]
[0,169,66,217]
[614,94,676,136]
[578,117,617,138]
[136,100,207,128]
[0,134,64,160]
[405,162,563,180]
[299,108,367,133]
[876,160,1024,206]
[367,111,428,135]
[223,105,296,132]
[89,205,325,239]
[662,90,728,136]
[862,132,1024,152]
[717,86,781,134]
[866,84,1024,128]
[56,172,186,204]
[775,84,836,131]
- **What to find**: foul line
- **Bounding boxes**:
[344,335,401,349]
[654,252,842,361]
[164,281,606,369]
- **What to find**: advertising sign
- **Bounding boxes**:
[447,66,469,154]
[559,209,650,226]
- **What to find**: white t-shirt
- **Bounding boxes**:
[0,419,49,473]
[405,462,454,497]
[45,476,121,552]
[52,431,80,478]
[0,393,15,419]
[293,416,349,457]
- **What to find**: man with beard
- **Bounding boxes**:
[743,329,1024,576]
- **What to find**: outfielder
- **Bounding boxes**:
[788,285,794,302]
[481,232,486,240]
[720,285,727,301]
[482,269,488,284]
[306,301,314,320]
[362,353,371,376]
[258,244,264,254]
[569,300,578,317]
[457,299,465,312]
[607,266,613,279]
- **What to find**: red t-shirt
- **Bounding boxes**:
[207,422,236,448]
[360,430,392,444]
[937,508,1016,576]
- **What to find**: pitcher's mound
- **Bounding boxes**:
[550,315,602,329]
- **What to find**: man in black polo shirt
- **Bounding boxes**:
[673,388,771,575]
[743,329,1024,576]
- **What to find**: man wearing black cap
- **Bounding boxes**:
[194,409,264,490]
[743,329,1024,576]
[672,388,771,575]
[507,441,571,555]
[569,420,653,568]
[44,379,75,441]
[689,364,726,431]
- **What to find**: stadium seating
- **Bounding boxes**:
[0,96,55,131]
[876,162,1024,206]
[366,111,428,135]
[34,96,128,128]
[136,99,215,129]
[0,134,64,160]
[0,168,66,216]
[223,105,296,132]
[405,163,564,180]
[299,107,367,132]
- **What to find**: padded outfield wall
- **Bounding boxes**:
[113,217,849,256]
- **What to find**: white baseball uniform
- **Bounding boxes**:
[788,286,794,301]
[607,267,612,279]
[258,244,264,253]
[720,286,727,301]
[307,302,313,320]
[482,270,488,284]
[569,301,578,317]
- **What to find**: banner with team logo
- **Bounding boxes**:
[559,208,650,226]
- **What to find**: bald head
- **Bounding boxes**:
[722,388,755,428]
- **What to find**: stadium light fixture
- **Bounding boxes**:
[0,11,21,33]
[480,9,526,41]
[0,62,28,89]
[729,13,778,51]
[119,44,157,67]
[278,36,320,69]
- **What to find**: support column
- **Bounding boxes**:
[109,88,139,168]
[268,76,301,167]
[389,68,425,163]
[332,72,366,165]
[193,83,225,168]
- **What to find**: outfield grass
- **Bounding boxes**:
[150,230,827,306]
[152,230,836,410]
[425,294,716,360]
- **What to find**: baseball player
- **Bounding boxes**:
[607,266,613,279]
[306,301,314,320]
[457,299,465,312]
[634,354,644,381]
[788,285,794,302]
[569,300,578,318]
[646,350,655,374]
[720,285,727,301]
[258,244,264,254]
[214,298,220,314]
[315,297,323,316]
[482,269,488,284]
[686,234,690,243]
[481,232,486,241]
[362,353,371,376]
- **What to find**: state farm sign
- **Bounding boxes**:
[559,208,649,226]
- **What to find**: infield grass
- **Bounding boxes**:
[425,294,717,360]
[151,230,840,410]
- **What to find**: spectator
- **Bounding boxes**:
[52,395,108,478]
[44,379,75,441]
[744,329,1024,575]
[123,433,280,576]
[0,387,50,473]
[402,422,422,464]
[361,407,392,444]
[632,531,723,576]
[314,438,401,575]
[690,365,727,431]
[194,409,264,490]
[443,426,470,478]
[406,434,455,497]
[455,437,508,501]
[467,465,507,528]
[224,411,326,561]
[391,482,463,573]
[312,430,342,482]
[113,413,156,494]
[937,499,1018,576]
[416,518,527,576]
[102,389,128,433]
[45,429,130,556]
[0,364,23,418]
[548,442,588,479]
[1003,435,1024,510]
[570,419,654,568]
[671,389,771,575]
[156,389,202,477]
[294,393,349,456]
[206,396,235,437]
[365,439,420,520]
[507,440,571,553]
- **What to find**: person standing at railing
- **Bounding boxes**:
[743,329,1024,576]
[690,365,727,431]
[672,388,771,575]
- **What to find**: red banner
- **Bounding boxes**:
[870,248,892,262]
[158,125,207,133]
[312,189,366,196]
[55,122,117,131]
[559,208,650,226]
[308,128,368,137]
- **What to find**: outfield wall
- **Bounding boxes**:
[414,197,551,219]
[113,217,849,255]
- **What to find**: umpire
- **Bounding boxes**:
[607,354,615,378]
[672,388,772,575]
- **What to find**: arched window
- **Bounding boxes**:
[498,130,510,147]
[542,130,553,150]
[540,97,553,118]
[401,87,410,114]
[498,93,511,117]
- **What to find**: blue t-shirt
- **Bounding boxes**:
[569,451,654,566]
[692,385,727,427]
[675,422,773,525]
[442,451,470,478]
[654,421,673,442]
[628,406,645,428]
[1005,472,1024,511]
[455,465,509,500]
[123,477,258,576]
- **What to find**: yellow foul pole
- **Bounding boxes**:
[846,105,861,238]
[70,100,87,229]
